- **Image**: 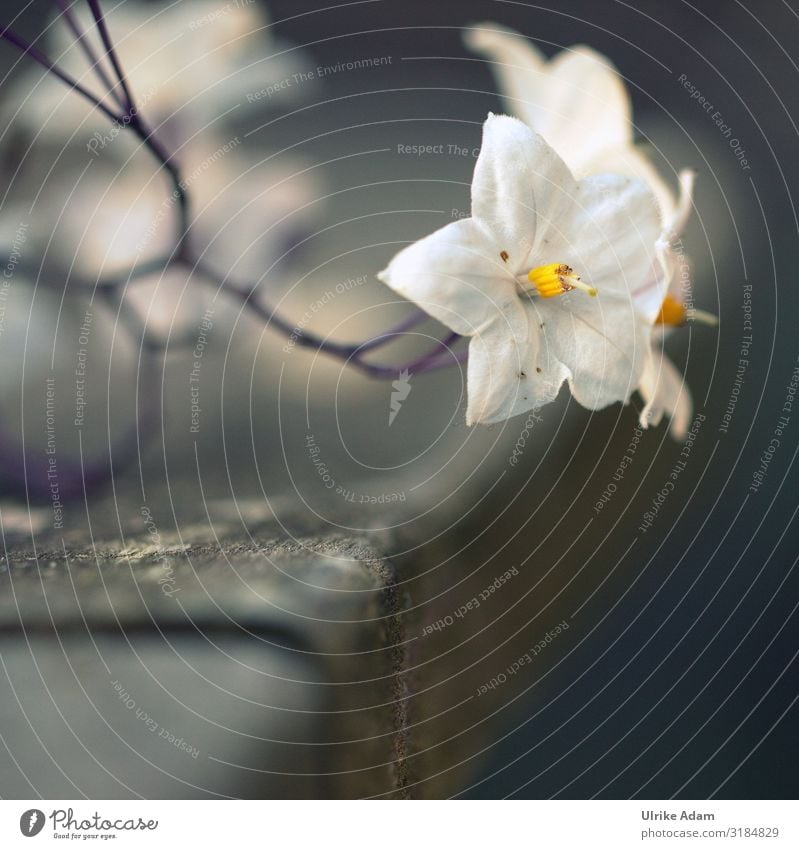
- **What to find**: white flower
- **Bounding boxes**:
[378,114,660,426]
[632,171,709,438]
[464,23,672,210]
[466,23,714,438]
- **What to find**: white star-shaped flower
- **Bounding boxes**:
[466,23,715,437]
[378,114,660,426]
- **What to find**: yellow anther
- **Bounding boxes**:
[527,262,597,298]
[655,293,687,326]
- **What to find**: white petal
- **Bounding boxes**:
[464,25,548,135]
[581,144,676,223]
[518,173,659,408]
[639,349,693,439]
[475,117,583,263]
[466,25,632,176]
[378,218,526,339]
[471,114,536,266]
[471,115,575,268]
[465,313,566,425]
[542,172,661,301]
[536,295,649,410]
[632,243,672,325]
[663,169,697,239]
[543,47,633,169]
[552,174,660,298]
[632,170,697,321]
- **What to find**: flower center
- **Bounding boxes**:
[526,263,597,299]
[655,294,687,326]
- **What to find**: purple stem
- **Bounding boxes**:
[191,259,461,377]
[3,4,464,379]
[402,330,463,374]
[207,270,356,361]
[1,15,187,246]
[85,0,135,112]
[67,5,450,370]
[3,3,446,380]
[51,0,125,109]
[84,0,189,247]
[357,309,428,353]
[0,0,471,506]
[415,345,469,373]
[0,23,123,124]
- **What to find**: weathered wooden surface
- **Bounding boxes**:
[0,495,411,799]
[0,477,586,799]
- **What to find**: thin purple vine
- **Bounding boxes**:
[0,0,466,500]
[52,0,125,109]
[0,22,123,124]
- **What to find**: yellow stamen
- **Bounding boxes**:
[655,293,687,326]
[527,262,597,298]
[691,309,719,327]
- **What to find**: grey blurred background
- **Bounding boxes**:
[0,0,797,799]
